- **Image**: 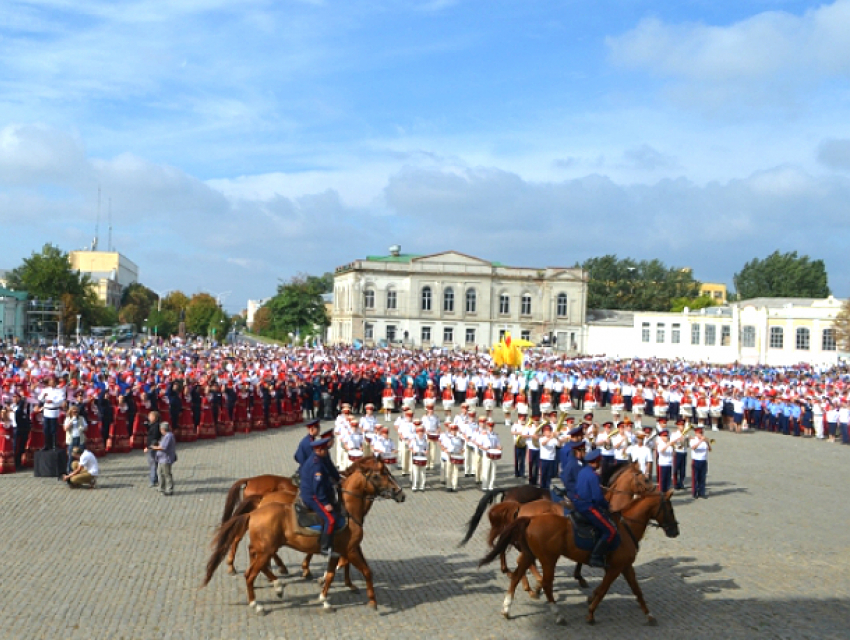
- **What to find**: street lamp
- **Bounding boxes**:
[152,289,172,312]
[144,317,149,340]
[76,314,82,344]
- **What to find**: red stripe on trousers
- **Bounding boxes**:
[589,507,617,542]
[312,498,336,534]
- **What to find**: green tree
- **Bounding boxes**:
[669,295,718,313]
[118,283,158,331]
[262,274,329,341]
[734,251,830,300]
[252,306,272,334]
[185,293,219,336]
[147,308,178,338]
[581,255,701,311]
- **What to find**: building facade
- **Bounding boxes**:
[69,250,139,308]
[586,297,845,366]
[0,288,28,343]
[330,250,587,352]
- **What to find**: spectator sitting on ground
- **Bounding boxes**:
[62,445,99,489]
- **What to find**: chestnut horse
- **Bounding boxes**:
[461,463,654,590]
[204,456,405,614]
[480,487,679,625]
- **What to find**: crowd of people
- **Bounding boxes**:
[1,341,847,485]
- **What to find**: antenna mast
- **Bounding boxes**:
[95,186,101,250]
[108,197,113,252]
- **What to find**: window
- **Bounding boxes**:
[364,323,373,340]
[823,328,837,351]
[465,288,477,313]
[769,326,784,349]
[465,328,476,344]
[721,325,731,346]
[498,329,506,341]
[742,325,756,348]
[443,287,455,312]
[691,324,701,345]
[641,322,650,343]
[521,330,531,342]
[443,327,454,343]
[656,323,665,343]
[499,294,510,315]
[796,327,810,350]
[421,326,431,343]
[421,286,432,311]
[521,294,532,316]
[363,289,375,309]
[705,324,716,346]
[386,289,397,310]
[386,325,396,342]
[671,323,680,344]
[556,293,568,317]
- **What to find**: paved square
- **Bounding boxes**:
[2,410,849,640]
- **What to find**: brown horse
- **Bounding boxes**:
[480,487,679,625]
[462,463,654,590]
[204,455,405,614]
[221,474,297,524]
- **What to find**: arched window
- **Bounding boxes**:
[499,293,510,315]
[421,286,432,311]
[386,288,397,310]
[444,287,455,312]
[796,327,810,350]
[465,288,477,313]
[556,293,568,317]
[363,289,375,309]
[521,293,532,315]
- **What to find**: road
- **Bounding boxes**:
[2,408,849,640]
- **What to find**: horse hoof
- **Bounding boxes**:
[578,579,589,589]
[322,604,335,613]
[587,595,593,604]
[585,616,595,625]
[227,567,236,575]
[348,585,360,593]
[528,590,540,600]
[367,601,377,610]
[303,571,312,580]
[255,604,266,616]
[556,616,567,626]
[646,615,657,626]
[501,611,511,620]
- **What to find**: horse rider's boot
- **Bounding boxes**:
[589,537,609,569]
[319,531,334,556]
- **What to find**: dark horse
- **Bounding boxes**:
[204,455,405,614]
[481,486,679,625]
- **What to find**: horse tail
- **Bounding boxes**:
[479,517,532,568]
[486,502,521,548]
[221,478,248,523]
[231,494,263,518]
[459,488,506,546]
[203,513,250,586]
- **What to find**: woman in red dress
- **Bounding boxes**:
[252,384,267,431]
[84,392,105,457]
[197,386,217,439]
[130,387,148,449]
[107,394,132,453]
[234,383,251,433]
[178,387,198,442]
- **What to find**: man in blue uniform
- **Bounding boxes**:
[299,436,341,556]
[294,419,321,468]
[572,449,618,569]
[558,440,586,498]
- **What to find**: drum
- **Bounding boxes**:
[696,406,709,419]
[539,402,552,414]
[402,396,416,409]
[486,448,502,460]
[379,453,397,465]
[423,398,436,409]
[442,399,455,410]
[483,399,495,410]
[427,433,440,441]
[584,400,597,410]
[654,404,669,418]
[412,455,428,467]
[465,396,478,407]
[382,397,395,410]
[450,454,465,465]
[348,449,363,462]
[633,403,645,416]
[502,400,514,410]
[709,407,722,418]
[610,403,624,413]
[558,402,572,412]
[516,402,528,414]
[364,432,375,442]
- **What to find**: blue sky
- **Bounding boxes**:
[2,0,849,311]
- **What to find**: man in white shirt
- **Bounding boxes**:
[63,446,99,488]
[39,376,65,451]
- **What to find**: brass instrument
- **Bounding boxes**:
[514,416,530,448]
[601,427,620,449]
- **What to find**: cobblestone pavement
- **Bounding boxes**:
[3,409,850,640]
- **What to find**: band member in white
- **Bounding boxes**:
[422,405,440,469]
[478,418,501,491]
[409,421,429,491]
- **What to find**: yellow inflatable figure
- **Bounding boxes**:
[490,332,534,368]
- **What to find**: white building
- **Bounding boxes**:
[586,297,845,366]
[246,298,271,329]
[329,248,587,352]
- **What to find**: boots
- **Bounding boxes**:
[589,536,610,569]
[319,531,334,556]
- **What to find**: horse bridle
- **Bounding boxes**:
[620,490,678,534]
[340,465,402,502]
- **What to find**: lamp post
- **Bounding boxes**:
[144,318,149,340]
[152,289,172,312]
[76,314,82,344]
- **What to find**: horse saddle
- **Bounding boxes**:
[293,498,348,537]
[569,511,621,553]
[549,486,575,511]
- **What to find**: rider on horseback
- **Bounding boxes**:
[299,435,341,556]
[571,449,618,569]
[293,420,321,486]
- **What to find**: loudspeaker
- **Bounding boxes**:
[34,449,67,478]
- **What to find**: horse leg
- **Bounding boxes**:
[622,564,656,625]
[500,549,511,577]
[260,563,285,600]
[529,560,544,599]
[302,553,313,579]
[503,551,534,620]
[226,531,244,575]
[274,553,288,576]
[340,556,358,592]
[346,547,377,609]
[586,565,623,625]
[245,549,273,616]
[573,562,589,589]
[318,554,339,612]
[540,560,565,626]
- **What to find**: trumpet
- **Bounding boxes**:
[601,427,620,449]
[514,415,530,448]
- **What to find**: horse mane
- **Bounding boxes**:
[607,462,635,485]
